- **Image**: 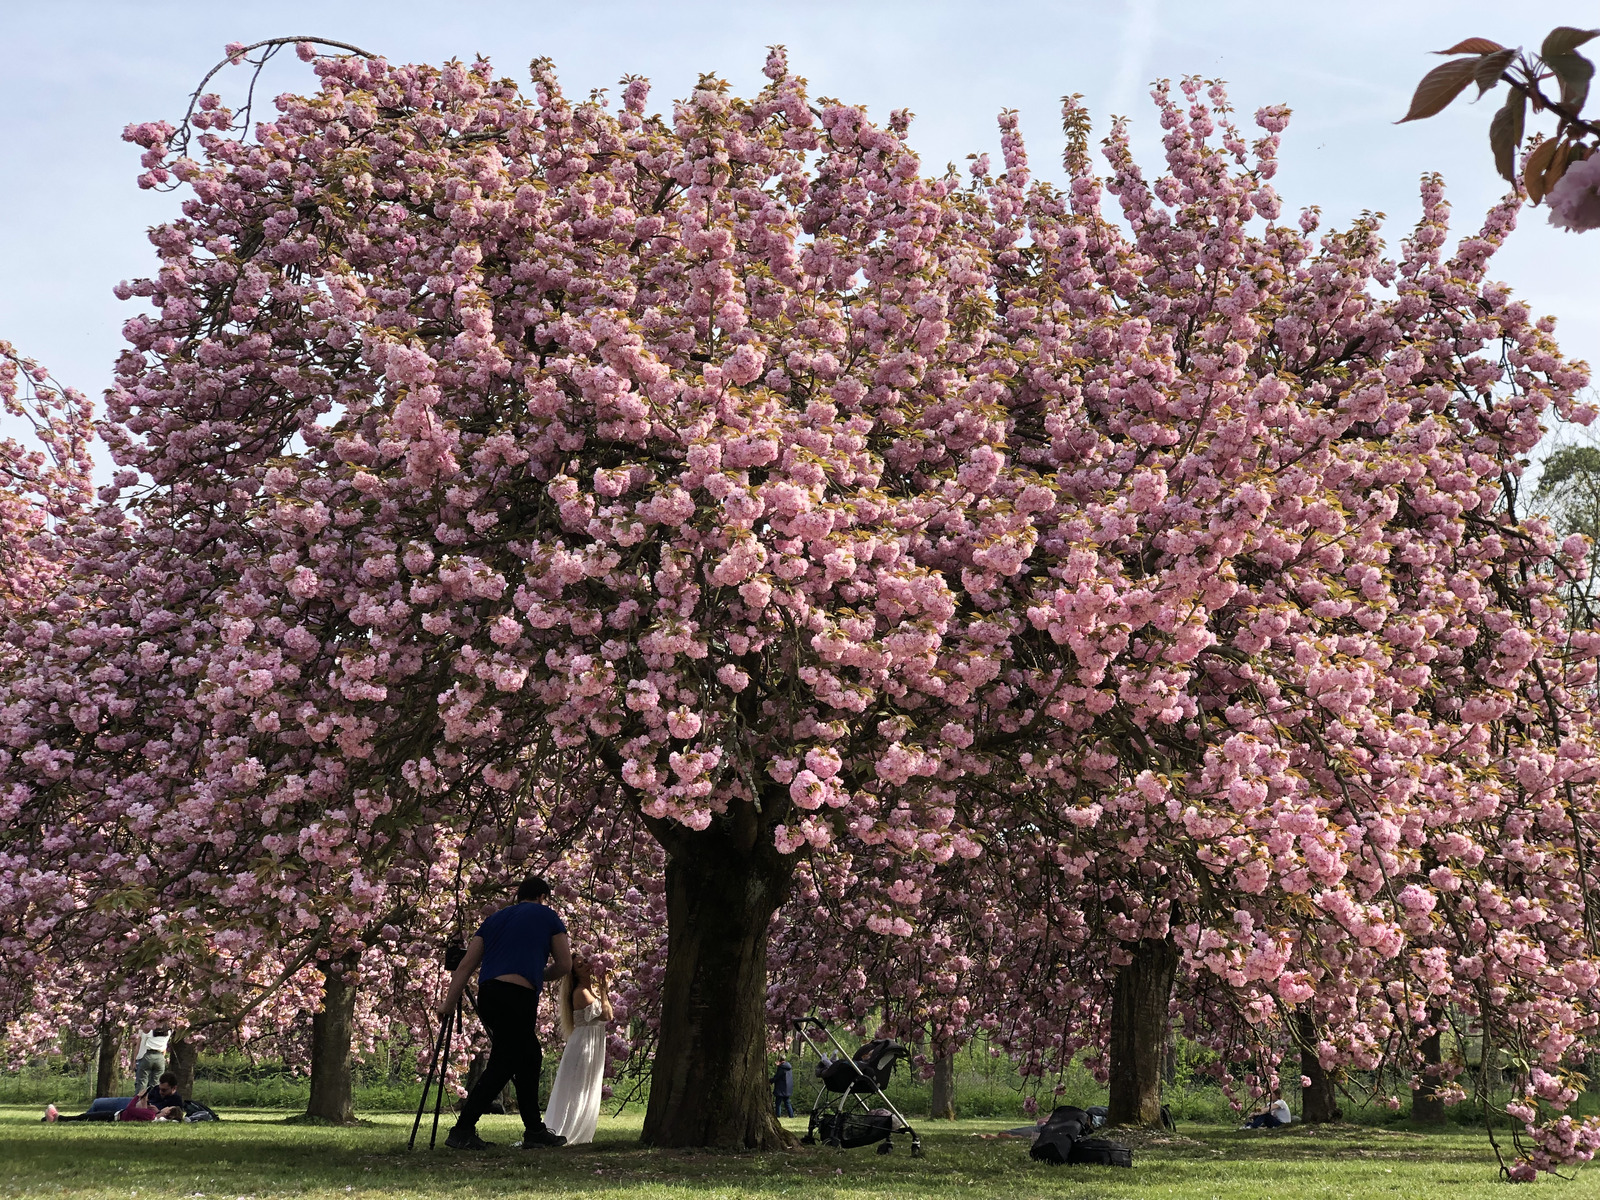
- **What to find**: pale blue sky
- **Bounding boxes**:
[4,1,1595,427]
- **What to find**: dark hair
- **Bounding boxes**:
[159,1072,178,1086]
[153,1028,170,1037]
[516,875,552,902]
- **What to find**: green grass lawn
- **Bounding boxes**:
[2,1105,1595,1199]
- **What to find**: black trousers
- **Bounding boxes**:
[457,979,545,1133]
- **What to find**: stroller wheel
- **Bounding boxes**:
[910,1138,924,1158]
[876,1141,893,1155]
[800,1135,816,1146]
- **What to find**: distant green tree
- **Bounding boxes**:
[1534,444,1600,620]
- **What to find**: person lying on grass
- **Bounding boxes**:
[44,1072,188,1122]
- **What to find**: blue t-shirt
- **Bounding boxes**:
[475,902,566,987]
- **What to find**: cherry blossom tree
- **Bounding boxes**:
[86,40,1028,1149]
[772,76,1600,1171]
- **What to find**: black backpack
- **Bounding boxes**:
[182,1100,221,1122]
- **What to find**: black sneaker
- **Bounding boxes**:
[515,1126,567,1148]
[444,1128,493,1150]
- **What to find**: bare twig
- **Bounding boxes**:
[167,37,379,159]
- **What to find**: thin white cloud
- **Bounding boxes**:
[1107,0,1157,118]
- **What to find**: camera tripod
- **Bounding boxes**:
[409,948,477,1151]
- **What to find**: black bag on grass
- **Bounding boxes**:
[1068,1136,1132,1168]
[1029,1105,1090,1164]
[182,1101,221,1122]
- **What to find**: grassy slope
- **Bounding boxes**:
[3,1106,1597,1200]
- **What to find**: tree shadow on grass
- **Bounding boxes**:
[0,1110,1516,1198]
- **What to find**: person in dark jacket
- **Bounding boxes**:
[438,875,573,1151]
[771,1057,795,1118]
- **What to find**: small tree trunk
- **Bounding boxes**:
[930,1052,957,1119]
[95,1024,118,1098]
[461,1051,512,1113]
[1414,1011,1447,1125]
[306,952,360,1124]
[463,1051,488,1096]
[1294,1009,1342,1124]
[641,819,793,1149]
[169,1037,198,1098]
[1106,937,1178,1127]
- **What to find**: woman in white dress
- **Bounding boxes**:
[544,959,613,1145]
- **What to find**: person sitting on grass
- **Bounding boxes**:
[1240,1089,1293,1129]
[45,1072,187,1123]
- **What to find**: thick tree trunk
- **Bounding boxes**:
[641,821,792,1149]
[930,1052,957,1119]
[1106,937,1178,1127]
[306,953,359,1124]
[95,1024,118,1098]
[169,1037,198,1098]
[1294,1009,1342,1124]
[1413,1012,1447,1125]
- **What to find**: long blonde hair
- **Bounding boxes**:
[557,969,576,1040]
[559,962,612,1038]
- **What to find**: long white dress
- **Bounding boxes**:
[545,998,607,1144]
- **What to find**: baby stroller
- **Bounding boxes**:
[792,1017,923,1157]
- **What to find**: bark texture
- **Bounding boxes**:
[1106,937,1178,1127]
[641,814,793,1149]
[306,953,360,1124]
[1413,1013,1447,1125]
[169,1037,198,1098]
[1294,1009,1342,1124]
[94,1024,118,1098]
[930,1052,957,1119]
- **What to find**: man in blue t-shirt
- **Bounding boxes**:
[439,875,572,1150]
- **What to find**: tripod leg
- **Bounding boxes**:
[409,1011,452,1151]
[429,1000,460,1149]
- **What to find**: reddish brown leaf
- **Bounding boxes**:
[1490,90,1526,181]
[1543,142,1575,196]
[1474,48,1518,95]
[1399,57,1482,122]
[1541,27,1600,59]
[1545,51,1595,110]
[1524,137,1563,202]
[1435,37,1505,55]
